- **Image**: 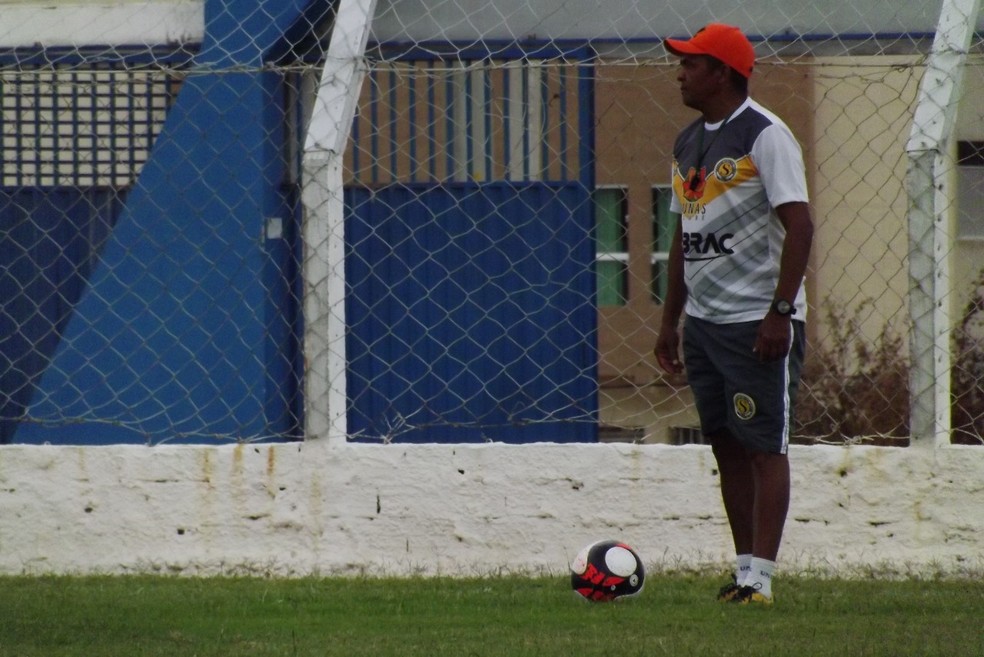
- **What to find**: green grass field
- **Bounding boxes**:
[0,574,981,656]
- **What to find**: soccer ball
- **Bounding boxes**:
[570,539,645,602]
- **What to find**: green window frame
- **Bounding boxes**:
[594,186,628,306]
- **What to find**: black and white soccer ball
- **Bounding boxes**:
[570,539,645,602]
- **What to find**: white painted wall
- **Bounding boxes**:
[1,442,981,577]
[0,1,203,47]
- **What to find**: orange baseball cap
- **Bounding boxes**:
[664,23,755,79]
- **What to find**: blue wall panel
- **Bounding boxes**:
[0,190,125,443]
[12,0,317,444]
[345,182,598,443]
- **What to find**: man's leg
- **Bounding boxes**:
[732,450,790,602]
[712,435,790,603]
[749,450,790,561]
[709,430,754,557]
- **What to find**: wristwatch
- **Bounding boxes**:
[771,299,796,316]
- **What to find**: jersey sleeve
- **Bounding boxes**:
[750,123,809,208]
[669,161,683,213]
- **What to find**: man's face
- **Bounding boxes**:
[676,55,724,111]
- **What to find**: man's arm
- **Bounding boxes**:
[654,216,687,374]
[755,201,814,361]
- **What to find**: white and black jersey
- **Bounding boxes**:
[670,98,809,324]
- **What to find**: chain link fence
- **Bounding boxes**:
[1,0,982,445]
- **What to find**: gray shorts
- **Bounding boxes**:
[682,316,805,454]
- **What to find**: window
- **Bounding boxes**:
[651,186,676,303]
[0,64,178,188]
[957,141,984,240]
[595,186,628,306]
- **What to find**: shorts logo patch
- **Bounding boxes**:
[733,393,756,420]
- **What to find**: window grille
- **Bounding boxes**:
[1,64,180,188]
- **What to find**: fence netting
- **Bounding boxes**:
[1,1,982,445]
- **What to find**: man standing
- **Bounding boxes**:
[654,24,814,605]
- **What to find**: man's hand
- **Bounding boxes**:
[754,313,792,361]
[655,326,684,374]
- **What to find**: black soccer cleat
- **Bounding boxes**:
[716,574,742,602]
[730,584,774,606]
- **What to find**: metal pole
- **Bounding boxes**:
[905,0,981,448]
[302,0,377,442]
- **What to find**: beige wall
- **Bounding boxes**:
[810,55,984,350]
[593,63,688,387]
[810,56,922,351]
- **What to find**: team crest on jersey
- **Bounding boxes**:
[714,158,739,182]
[733,393,756,420]
[684,166,706,201]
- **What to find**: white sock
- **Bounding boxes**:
[747,557,776,597]
[736,554,753,586]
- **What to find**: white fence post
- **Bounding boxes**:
[302,0,377,442]
[906,0,981,448]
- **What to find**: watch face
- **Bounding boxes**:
[775,300,793,315]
